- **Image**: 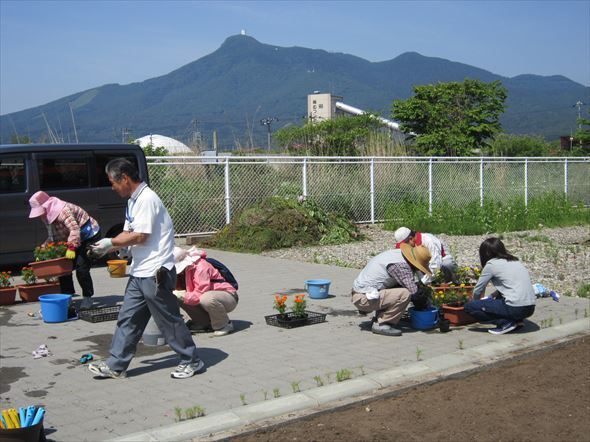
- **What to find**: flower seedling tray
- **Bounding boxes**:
[265,311,327,329]
[79,305,121,323]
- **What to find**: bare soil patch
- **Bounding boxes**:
[229,336,590,442]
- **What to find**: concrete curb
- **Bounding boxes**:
[110,318,589,442]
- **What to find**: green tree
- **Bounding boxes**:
[391,79,507,156]
[142,144,169,156]
[274,114,386,156]
[573,108,590,151]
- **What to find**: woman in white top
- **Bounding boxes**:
[464,237,536,335]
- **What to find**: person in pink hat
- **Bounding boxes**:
[28,191,101,309]
[172,247,239,336]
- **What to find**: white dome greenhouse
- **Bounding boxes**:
[134,134,194,155]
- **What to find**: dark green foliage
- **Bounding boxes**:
[205,196,363,252]
[384,193,589,235]
[392,79,507,156]
[1,35,587,146]
[274,114,385,156]
[482,133,554,156]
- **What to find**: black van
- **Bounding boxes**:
[0,144,148,267]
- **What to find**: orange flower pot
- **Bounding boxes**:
[29,257,73,279]
[17,282,61,302]
[441,304,476,326]
[0,287,17,305]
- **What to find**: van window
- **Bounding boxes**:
[38,156,90,189]
[95,152,139,187]
[0,156,26,193]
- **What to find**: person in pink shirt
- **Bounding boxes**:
[28,191,101,309]
[172,247,238,336]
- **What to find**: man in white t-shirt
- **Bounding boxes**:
[88,158,203,380]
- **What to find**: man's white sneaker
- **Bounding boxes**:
[213,322,234,337]
[88,361,126,379]
[170,360,204,379]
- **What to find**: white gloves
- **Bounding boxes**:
[117,247,131,260]
[88,238,114,258]
[365,288,380,300]
[172,290,186,301]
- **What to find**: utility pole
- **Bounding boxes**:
[122,128,131,143]
[260,117,278,151]
[573,101,586,129]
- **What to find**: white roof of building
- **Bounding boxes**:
[134,134,194,154]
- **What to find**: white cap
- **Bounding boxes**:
[394,227,411,243]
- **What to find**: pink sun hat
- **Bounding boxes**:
[42,196,66,223]
[28,191,50,218]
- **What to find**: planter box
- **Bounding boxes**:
[29,257,73,279]
[441,304,476,326]
[17,282,61,302]
[0,287,17,305]
[265,311,327,329]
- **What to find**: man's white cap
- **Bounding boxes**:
[394,227,411,243]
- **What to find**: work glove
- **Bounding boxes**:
[88,238,114,258]
[117,247,131,260]
[65,249,76,260]
[411,285,432,311]
[172,290,186,302]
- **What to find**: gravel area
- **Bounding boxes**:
[262,224,590,297]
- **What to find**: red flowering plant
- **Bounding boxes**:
[34,241,69,261]
[0,271,14,288]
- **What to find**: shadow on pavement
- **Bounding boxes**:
[126,347,228,377]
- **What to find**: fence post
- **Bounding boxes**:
[480,158,484,207]
[524,159,528,208]
[302,157,308,198]
[224,157,231,224]
[428,158,433,215]
[564,158,568,198]
[370,158,375,224]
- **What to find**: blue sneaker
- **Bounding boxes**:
[549,290,560,302]
[488,321,517,335]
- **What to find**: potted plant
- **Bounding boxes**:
[0,270,17,305]
[431,285,476,326]
[265,293,326,329]
[28,241,73,279]
[17,267,60,302]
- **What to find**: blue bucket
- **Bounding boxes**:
[305,279,331,299]
[39,294,71,323]
[409,307,439,330]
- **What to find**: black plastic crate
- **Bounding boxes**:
[265,311,327,329]
[79,305,121,323]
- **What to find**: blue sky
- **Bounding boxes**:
[1,0,588,114]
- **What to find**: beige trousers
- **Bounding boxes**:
[180,290,238,330]
[351,287,411,325]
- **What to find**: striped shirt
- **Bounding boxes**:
[45,203,99,248]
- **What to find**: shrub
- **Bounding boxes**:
[205,196,362,252]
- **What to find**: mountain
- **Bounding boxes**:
[1,34,588,147]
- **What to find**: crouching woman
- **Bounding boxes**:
[173,247,238,336]
[464,238,535,335]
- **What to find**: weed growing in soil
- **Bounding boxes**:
[174,407,182,422]
[291,381,301,393]
[262,390,268,400]
[313,375,324,387]
[384,193,588,235]
[336,369,352,382]
[240,394,247,405]
[416,347,423,361]
[576,283,590,298]
[358,365,365,375]
[273,388,281,398]
[458,339,464,350]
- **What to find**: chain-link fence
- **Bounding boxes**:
[147,156,590,236]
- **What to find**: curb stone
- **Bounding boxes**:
[110,318,590,442]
